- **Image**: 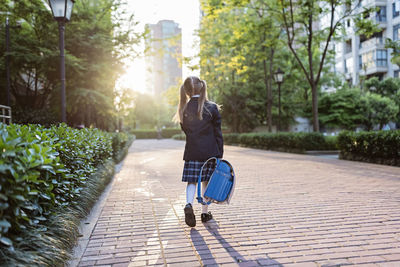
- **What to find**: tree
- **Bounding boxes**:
[243,0,283,132]
[364,77,400,128]
[278,0,379,132]
[0,0,59,108]
[114,87,135,130]
[318,88,364,130]
[385,38,400,69]
[199,0,299,132]
[364,77,400,97]
[359,93,399,130]
[0,0,143,129]
[199,1,262,132]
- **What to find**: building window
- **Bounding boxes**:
[359,55,362,70]
[393,3,399,18]
[395,70,399,78]
[376,6,386,22]
[361,51,374,70]
[394,24,400,41]
[345,39,352,54]
[376,49,387,67]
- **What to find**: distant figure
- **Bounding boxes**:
[156,127,162,139]
[174,76,223,227]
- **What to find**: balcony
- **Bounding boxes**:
[360,62,388,76]
[360,48,388,76]
[359,37,384,50]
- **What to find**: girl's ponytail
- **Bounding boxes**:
[174,84,188,123]
[173,76,210,123]
[197,80,207,120]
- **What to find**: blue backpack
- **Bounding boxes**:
[196,157,236,205]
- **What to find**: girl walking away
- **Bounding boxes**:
[174,76,224,227]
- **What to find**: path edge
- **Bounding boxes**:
[67,160,125,267]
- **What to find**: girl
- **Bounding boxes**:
[174,76,224,227]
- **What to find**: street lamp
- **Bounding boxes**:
[274,68,284,131]
[48,0,75,123]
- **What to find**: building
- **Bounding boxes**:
[145,20,182,95]
[334,0,400,85]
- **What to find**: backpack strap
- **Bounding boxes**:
[196,157,219,205]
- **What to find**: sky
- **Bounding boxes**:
[117,0,200,94]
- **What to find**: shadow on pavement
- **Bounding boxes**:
[190,228,218,265]
[190,223,282,266]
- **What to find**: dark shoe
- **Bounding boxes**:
[201,212,213,223]
[184,203,196,227]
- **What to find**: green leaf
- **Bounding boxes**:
[13,195,25,201]
[0,193,8,201]
[0,220,11,228]
[0,237,13,246]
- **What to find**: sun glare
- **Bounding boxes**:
[118,58,148,94]
[116,0,200,96]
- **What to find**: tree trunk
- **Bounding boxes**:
[263,59,272,132]
[268,48,275,132]
[311,82,319,132]
[261,30,274,133]
[233,110,239,133]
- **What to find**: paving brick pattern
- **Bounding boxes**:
[77,139,400,267]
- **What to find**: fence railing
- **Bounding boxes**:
[0,105,12,124]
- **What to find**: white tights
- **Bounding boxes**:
[186,182,209,213]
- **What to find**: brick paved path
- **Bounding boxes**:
[76,139,400,267]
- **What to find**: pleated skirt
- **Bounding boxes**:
[181,160,216,183]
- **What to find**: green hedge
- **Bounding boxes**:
[235,132,336,152]
[338,130,400,167]
[172,133,185,140]
[131,128,182,139]
[161,128,183,138]
[131,129,158,139]
[172,132,337,152]
[174,131,399,166]
[0,123,133,265]
[112,132,135,162]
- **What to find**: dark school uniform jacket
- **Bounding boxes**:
[180,97,224,161]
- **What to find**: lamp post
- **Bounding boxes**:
[5,17,10,107]
[274,68,284,131]
[48,0,75,123]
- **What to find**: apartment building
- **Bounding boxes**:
[334,0,400,85]
[145,20,182,95]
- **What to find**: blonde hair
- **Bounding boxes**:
[174,76,208,123]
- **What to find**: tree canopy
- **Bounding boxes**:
[0,0,144,130]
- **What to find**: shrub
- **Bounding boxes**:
[174,132,335,153]
[1,159,116,266]
[130,129,158,139]
[223,133,240,144]
[338,130,400,166]
[0,124,67,247]
[0,123,133,252]
[235,132,331,152]
[112,132,135,162]
[172,133,185,140]
[12,107,58,127]
[324,136,338,150]
[131,128,182,139]
[161,128,182,138]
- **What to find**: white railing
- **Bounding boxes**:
[0,105,12,124]
[360,37,384,49]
